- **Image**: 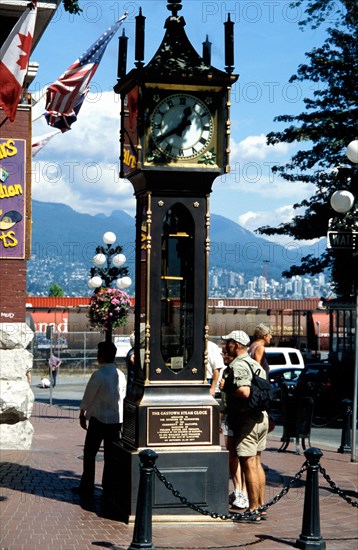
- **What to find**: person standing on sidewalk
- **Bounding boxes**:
[206,340,225,397]
[248,323,272,374]
[221,330,269,523]
[73,341,126,499]
[48,354,62,387]
[219,340,248,510]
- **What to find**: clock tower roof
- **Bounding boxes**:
[142,14,235,86]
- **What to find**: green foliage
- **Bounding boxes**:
[257,0,358,297]
[49,283,64,297]
[62,0,82,15]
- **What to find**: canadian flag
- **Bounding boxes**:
[0,2,37,122]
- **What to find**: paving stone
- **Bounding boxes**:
[0,400,357,550]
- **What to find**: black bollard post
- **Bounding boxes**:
[337,399,352,454]
[296,447,326,550]
[128,449,158,550]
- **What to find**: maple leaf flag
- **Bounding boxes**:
[0,1,38,122]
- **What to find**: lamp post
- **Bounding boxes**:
[88,232,132,342]
[316,321,321,358]
[329,139,357,463]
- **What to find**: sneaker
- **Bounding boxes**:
[229,489,242,504]
[231,491,249,509]
[232,494,248,509]
[229,491,236,504]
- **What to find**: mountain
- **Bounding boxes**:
[28,200,324,296]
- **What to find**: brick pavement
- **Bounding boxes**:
[1,400,357,550]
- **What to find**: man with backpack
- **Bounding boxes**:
[220,330,270,523]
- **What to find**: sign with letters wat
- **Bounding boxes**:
[0,138,26,259]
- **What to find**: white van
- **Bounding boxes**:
[265,347,305,371]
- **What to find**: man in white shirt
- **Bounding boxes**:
[206,340,225,397]
[73,341,126,498]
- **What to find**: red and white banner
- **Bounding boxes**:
[0,2,37,122]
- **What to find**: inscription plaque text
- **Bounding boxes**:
[147,406,212,446]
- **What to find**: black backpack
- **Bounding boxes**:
[245,361,273,413]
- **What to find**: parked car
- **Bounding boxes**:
[268,367,303,412]
[295,362,354,420]
[265,347,305,371]
[267,359,355,423]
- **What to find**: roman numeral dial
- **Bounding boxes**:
[150,94,214,160]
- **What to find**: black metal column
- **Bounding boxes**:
[128,449,158,550]
[337,399,352,454]
[296,447,326,550]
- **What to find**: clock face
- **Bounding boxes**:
[150,94,214,160]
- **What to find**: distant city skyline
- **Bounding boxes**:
[27,253,332,300]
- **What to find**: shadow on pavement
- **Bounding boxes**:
[0,461,115,518]
[0,461,80,500]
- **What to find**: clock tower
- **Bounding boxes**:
[112,0,238,522]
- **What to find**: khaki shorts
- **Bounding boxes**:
[234,412,269,457]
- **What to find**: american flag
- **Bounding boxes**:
[32,130,60,157]
[45,13,127,133]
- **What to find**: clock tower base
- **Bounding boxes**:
[107,443,229,524]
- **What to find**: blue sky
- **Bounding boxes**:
[30,0,333,243]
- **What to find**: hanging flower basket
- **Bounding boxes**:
[88,287,131,332]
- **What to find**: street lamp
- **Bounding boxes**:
[316,321,321,358]
[88,232,132,342]
[88,231,132,291]
[329,139,357,463]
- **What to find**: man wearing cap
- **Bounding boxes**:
[220,330,269,522]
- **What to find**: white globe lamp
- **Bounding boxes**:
[116,276,132,289]
[346,140,358,164]
[103,231,116,245]
[113,253,126,267]
[88,276,103,288]
[330,190,355,214]
[93,253,107,267]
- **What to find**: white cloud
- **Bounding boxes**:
[231,134,292,162]
[238,206,320,246]
[31,91,136,216]
[239,205,297,231]
[215,170,314,202]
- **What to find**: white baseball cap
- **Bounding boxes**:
[222,330,250,346]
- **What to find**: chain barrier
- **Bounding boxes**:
[154,458,358,520]
[154,461,308,522]
[311,407,345,428]
[319,465,358,507]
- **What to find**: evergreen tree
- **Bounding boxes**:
[62,0,81,15]
[257,0,358,297]
[49,283,64,297]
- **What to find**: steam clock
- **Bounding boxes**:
[113,0,238,521]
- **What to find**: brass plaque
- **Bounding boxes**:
[147,406,212,446]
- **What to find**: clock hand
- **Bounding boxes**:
[157,125,184,143]
[156,107,193,143]
[175,107,192,136]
